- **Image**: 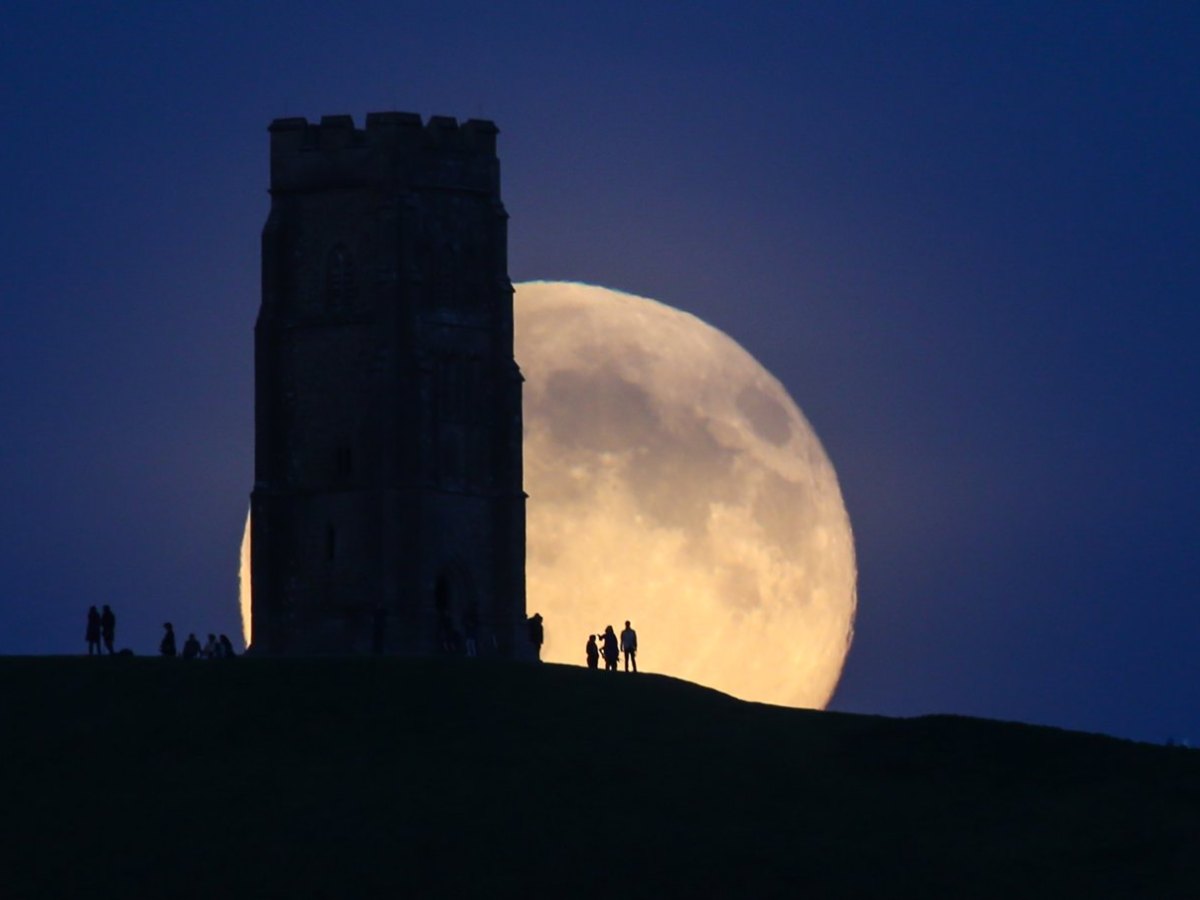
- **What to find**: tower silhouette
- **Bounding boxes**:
[251,112,527,657]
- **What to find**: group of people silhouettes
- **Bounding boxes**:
[586,621,637,672]
[87,606,638,668]
[526,613,639,672]
[83,610,236,658]
[159,623,236,659]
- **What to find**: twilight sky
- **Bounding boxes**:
[2,2,1197,742]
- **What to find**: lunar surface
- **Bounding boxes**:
[516,282,855,708]
[240,281,856,708]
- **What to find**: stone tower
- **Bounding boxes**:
[251,112,527,658]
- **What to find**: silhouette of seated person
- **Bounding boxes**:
[160,622,177,657]
[182,633,201,660]
[218,634,235,658]
[585,634,599,670]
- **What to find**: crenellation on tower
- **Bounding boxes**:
[268,113,500,195]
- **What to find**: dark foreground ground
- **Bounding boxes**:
[2,657,1198,898]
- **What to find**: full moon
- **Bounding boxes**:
[240,281,856,708]
[517,282,855,708]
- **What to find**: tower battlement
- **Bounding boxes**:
[269,112,500,193]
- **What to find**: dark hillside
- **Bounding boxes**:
[2,658,1197,898]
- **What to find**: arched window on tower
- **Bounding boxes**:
[325,244,357,308]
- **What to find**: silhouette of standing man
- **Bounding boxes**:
[160,622,177,657]
[620,620,638,673]
[601,625,619,671]
[85,606,102,656]
[100,605,116,655]
[528,613,544,661]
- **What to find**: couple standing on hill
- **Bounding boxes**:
[587,621,637,673]
[85,605,116,655]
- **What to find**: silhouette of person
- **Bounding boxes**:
[85,606,102,656]
[464,605,479,658]
[100,605,116,655]
[601,625,619,671]
[218,634,235,658]
[202,633,218,659]
[585,634,599,670]
[620,620,638,673]
[527,613,544,661]
[182,633,201,660]
[160,623,177,657]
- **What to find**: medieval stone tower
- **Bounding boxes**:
[251,112,528,658]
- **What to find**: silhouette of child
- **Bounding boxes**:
[586,634,599,670]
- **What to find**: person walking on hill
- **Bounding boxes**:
[85,606,102,656]
[620,620,638,673]
[160,623,177,657]
[585,634,599,670]
[100,605,116,655]
[600,625,619,671]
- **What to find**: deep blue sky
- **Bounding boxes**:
[2,2,1196,742]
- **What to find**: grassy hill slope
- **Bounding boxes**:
[2,657,1197,898]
